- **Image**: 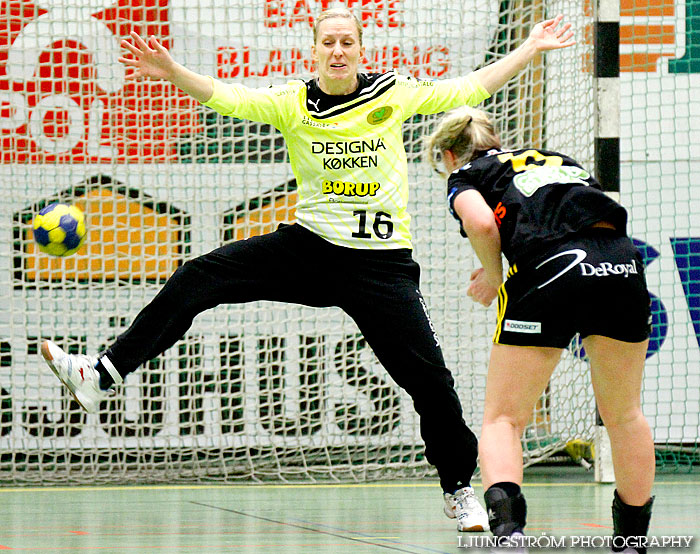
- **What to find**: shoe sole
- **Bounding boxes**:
[41,341,91,413]
[459,524,487,532]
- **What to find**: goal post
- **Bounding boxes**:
[0,0,697,485]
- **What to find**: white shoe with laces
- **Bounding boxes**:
[444,486,490,532]
[41,340,120,413]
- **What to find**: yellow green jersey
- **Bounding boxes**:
[203,71,490,249]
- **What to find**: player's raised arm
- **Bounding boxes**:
[472,15,575,95]
[119,31,213,103]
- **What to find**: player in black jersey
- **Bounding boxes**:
[425,107,654,552]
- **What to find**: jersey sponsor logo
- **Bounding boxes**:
[301,116,336,129]
[322,180,380,197]
[399,78,439,88]
[312,138,386,170]
[504,319,542,334]
[512,165,591,197]
[367,106,393,125]
[311,139,387,155]
[580,260,639,278]
[322,156,379,170]
[534,249,639,289]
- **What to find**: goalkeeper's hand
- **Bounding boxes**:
[119,31,176,81]
[528,14,576,52]
[118,31,214,103]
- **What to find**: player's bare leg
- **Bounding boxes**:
[584,335,654,553]
[479,344,562,541]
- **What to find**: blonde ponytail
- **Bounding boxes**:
[423,107,501,177]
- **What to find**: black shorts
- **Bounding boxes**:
[493,229,652,348]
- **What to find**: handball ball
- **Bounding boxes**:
[32,203,87,257]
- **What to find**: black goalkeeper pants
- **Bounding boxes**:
[105,223,478,492]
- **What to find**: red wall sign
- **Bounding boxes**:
[0,0,199,163]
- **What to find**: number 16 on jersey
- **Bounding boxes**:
[352,210,394,240]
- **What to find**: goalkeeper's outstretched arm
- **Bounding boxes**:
[473,14,575,94]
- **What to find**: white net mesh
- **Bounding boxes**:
[1,0,600,484]
[619,0,700,471]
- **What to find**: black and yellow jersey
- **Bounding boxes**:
[203,71,490,249]
[447,148,628,265]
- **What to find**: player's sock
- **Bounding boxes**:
[611,490,654,553]
[94,356,122,391]
[94,360,114,390]
[484,482,527,536]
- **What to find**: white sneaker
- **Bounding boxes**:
[41,340,111,413]
[444,486,490,532]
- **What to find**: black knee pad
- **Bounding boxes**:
[484,485,527,536]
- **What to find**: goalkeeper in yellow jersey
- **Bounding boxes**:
[425,106,654,551]
[41,7,574,532]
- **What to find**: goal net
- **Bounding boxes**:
[0,0,695,485]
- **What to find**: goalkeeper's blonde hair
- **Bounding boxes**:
[313,8,363,45]
[424,107,501,177]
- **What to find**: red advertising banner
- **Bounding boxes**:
[0,0,199,163]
